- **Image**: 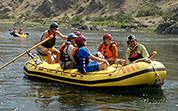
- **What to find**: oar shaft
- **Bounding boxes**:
[0,51,27,70]
[28,37,50,51]
[0,37,50,70]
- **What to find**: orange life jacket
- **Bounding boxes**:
[97,41,118,60]
[59,42,67,52]
[72,47,92,64]
[13,30,17,33]
[18,31,23,35]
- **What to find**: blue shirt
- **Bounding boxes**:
[76,47,99,73]
[77,47,91,58]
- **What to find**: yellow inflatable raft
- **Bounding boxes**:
[23,54,166,89]
[10,32,28,37]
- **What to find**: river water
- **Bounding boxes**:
[0,25,177,111]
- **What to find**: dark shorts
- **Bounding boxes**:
[86,61,99,72]
[77,61,99,73]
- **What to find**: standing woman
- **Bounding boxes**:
[38,22,67,64]
[126,34,149,65]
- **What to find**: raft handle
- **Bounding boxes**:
[71,74,77,77]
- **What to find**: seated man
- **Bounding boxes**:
[73,35,110,74]
[96,33,118,65]
[126,34,149,65]
[59,33,77,69]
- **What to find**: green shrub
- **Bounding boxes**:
[116,13,134,23]
[115,22,122,28]
[71,15,84,24]
[76,7,84,14]
[136,9,163,17]
[93,16,105,22]
[92,14,134,23]
[85,16,91,21]
[0,13,11,19]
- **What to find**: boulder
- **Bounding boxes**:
[154,21,178,35]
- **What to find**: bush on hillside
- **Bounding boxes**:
[136,9,163,17]
[71,14,84,24]
[0,13,11,19]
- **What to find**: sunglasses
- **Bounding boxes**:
[107,38,111,40]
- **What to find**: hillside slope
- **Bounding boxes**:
[0,0,177,34]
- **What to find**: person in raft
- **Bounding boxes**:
[72,35,110,74]
[95,33,118,65]
[126,34,149,65]
[38,22,67,64]
[13,28,17,33]
[18,28,23,35]
[59,33,77,69]
[74,31,81,36]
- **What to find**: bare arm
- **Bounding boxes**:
[41,30,49,41]
[56,31,67,40]
[89,54,110,66]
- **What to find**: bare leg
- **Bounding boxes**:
[52,50,60,63]
[43,50,52,64]
[98,62,107,70]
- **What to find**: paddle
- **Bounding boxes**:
[0,37,50,70]
[25,33,29,35]
[148,51,157,59]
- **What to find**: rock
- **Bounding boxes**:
[2,7,11,13]
[71,23,89,30]
[89,25,101,31]
[36,0,54,17]
[154,21,178,35]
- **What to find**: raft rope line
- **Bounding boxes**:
[150,60,162,84]
[26,61,120,75]
[131,58,163,84]
[26,52,120,75]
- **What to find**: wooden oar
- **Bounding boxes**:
[0,37,50,70]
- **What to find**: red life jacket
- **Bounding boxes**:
[129,46,143,62]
